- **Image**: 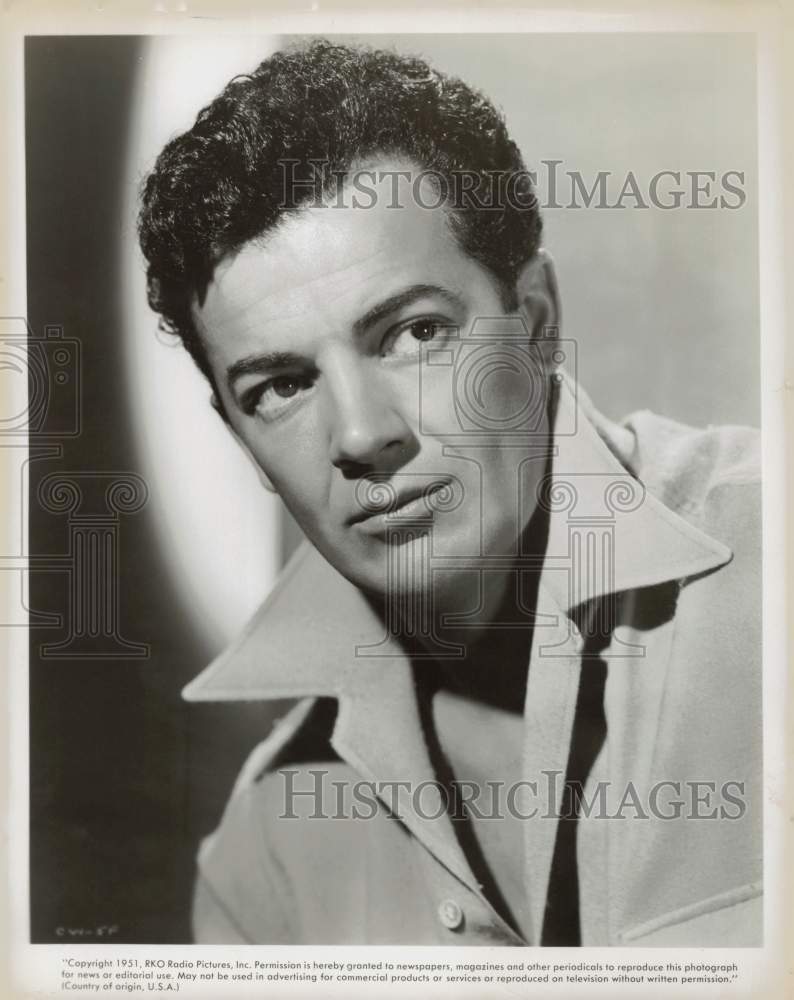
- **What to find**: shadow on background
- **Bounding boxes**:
[26,36,286,944]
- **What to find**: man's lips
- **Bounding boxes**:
[347,479,452,527]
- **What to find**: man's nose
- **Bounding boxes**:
[324,354,416,473]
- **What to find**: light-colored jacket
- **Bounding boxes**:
[184,377,762,946]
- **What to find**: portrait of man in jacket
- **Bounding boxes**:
[137,38,762,947]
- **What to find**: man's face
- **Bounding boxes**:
[194,163,552,606]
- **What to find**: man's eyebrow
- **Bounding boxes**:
[226,351,305,393]
[352,283,464,336]
[225,284,462,395]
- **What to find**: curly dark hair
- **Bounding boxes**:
[137,39,542,387]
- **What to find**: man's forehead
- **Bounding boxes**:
[195,164,468,340]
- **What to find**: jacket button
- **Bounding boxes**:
[438,899,464,931]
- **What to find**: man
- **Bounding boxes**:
[138,39,761,946]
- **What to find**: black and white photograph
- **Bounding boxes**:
[1,4,790,998]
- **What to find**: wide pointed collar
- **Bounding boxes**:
[538,374,733,613]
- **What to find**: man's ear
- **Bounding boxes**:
[211,393,278,494]
[514,248,561,371]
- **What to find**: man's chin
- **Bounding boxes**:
[315,520,506,604]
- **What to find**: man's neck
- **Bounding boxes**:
[414,493,550,710]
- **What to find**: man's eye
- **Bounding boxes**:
[249,374,313,420]
[270,376,303,398]
[385,318,450,359]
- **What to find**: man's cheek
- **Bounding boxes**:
[273,481,321,524]
[414,371,459,442]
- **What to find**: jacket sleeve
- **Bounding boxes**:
[191,784,302,944]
